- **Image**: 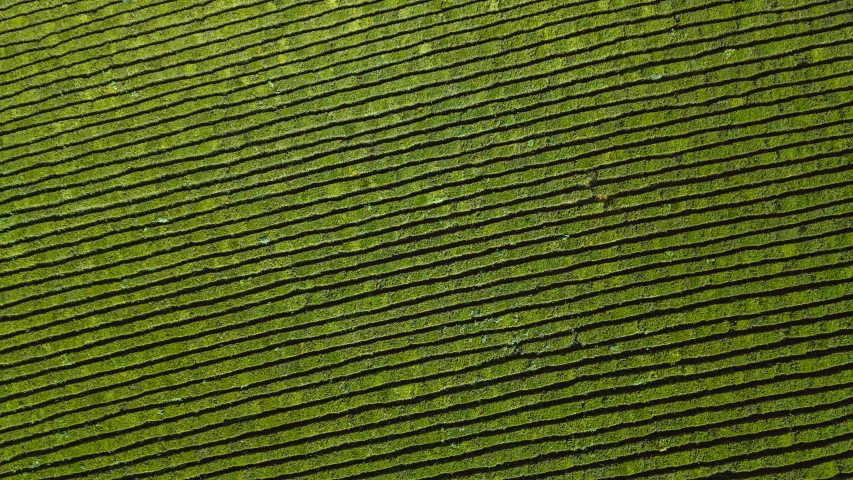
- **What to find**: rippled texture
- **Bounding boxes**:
[0,0,852,478]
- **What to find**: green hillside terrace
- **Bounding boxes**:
[0,0,852,478]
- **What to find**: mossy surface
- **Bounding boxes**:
[1,0,852,478]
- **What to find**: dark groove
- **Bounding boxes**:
[424,403,853,480]
[290,391,853,480]
[2,168,849,411]
[3,119,850,324]
[0,0,121,41]
[0,0,500,117]
[4,22,847,284]
[0,0,531,137]
[4,222,851,425]
[512,429,853,479]
[5,271,852,464]
[5,35,850,253]
[16,305,853,474]
[0,0,658,183]
[5,67,852,292]
[3,120,848,338]
[0,0,213,58]
[2,2,850,475]
[3,64,847,323]
[4,246,851,464]
[2,0,836,155]
[608,421,853,479]
[0,0,296,64]
[15,291,849,472]
[30,325,853,479]
[4,0,830,209]
[3,185,849,393]
[1,141,848,381]
[0,0,94,22]
[178,365,853,479]
[1,209,848,449]
[3,149,849,360]
[106,308,853,480]
[0,0,397,94]
[0,0,528,142]
[143,375,853,479]
[9,0,821,196]
[701,447,853,479]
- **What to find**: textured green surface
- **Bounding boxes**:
[1,0,852,478]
